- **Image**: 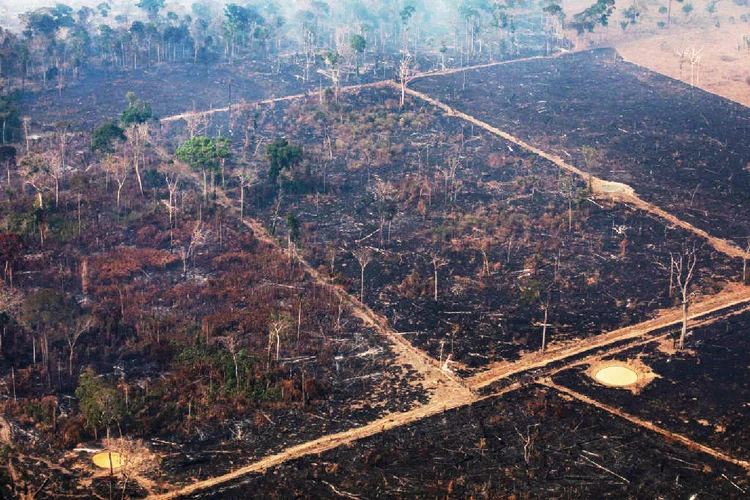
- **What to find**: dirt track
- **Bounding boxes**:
[467,285,750,390]
[149,278,750,498]
[160,53,564,124]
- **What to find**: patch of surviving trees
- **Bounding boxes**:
[187,86,741,375]
[0,0,576,133]
[0,89,431,497]
[411,48,750,249]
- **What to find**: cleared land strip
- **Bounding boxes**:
[467,285,750,390]
[540,380,750,471]
[149,286,750,500]
[148,386,489,500]
[401,85,750,262]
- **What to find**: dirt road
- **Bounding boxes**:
[160,53,564,124]
[467,285,750,390]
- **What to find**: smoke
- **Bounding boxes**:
[2,0,465,43]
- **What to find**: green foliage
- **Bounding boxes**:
[0,91,22,144]
[621,5,641,29]
[121,92,153,126]
[224,3,265,38]
[266,138,303,184]
[543,3,564,20]
[400,5,416,25]
[20,5,74,38]
[350,34,366,54]
[286,212,300,241]
[75,371,124,437]
[136,0,165,19]
[91,122,126,153]
[521,280,541,305]
[175,136,231,173]
[682,3,694,15]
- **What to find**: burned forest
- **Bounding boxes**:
[0,0,749,498]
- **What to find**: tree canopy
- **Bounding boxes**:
[121,92,153,126]
[175,136,231,173]
[266,139,303,184]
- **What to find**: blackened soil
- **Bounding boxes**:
[228,86,739,373]
[554,309,750,462]
[189,386,750,499]
[412,49,750,247]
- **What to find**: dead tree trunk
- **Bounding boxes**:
[671,246,698,350]
[353,248,373,303]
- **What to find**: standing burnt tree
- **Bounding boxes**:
[352,247,373,303]
[671,246,698,350]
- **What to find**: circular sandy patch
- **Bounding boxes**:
[594,365,638,387]
[587,358,657,393]
[93,451,124,470]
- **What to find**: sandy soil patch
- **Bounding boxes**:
[587,357,658,393]
[617,23,750,108]
[92,451,124,470]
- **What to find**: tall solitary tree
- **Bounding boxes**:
[350,34,366,75]
[352,247,373,303]
[671,246,698,350]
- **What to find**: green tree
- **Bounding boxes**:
[175,136,230,197]
[265,138,302,185]
[350,34,366,74]
[91,121,126,153]
[121,92,153,126]
[136,0,165,20]
[75,370,124,439]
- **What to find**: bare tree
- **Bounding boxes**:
[53,121,70,204]
[164,172,179,226]
[671,246,698,350]
[217,332,242,392]
[679,45,703,88]
[20,153,55,209]
[66,316,92,378]
[267,317,290,367]
[184,113,208,139]
[101,154,129,210]
[180,222,210,275]
[430,252,449,301]
[22,116,31,154]
[539,290,553,352]
[744,238,750,285]
[237,167,257,221]
[352,247,373,303]
[559,175,578,231]
[371,176,396,245]
[398,51,413,108]
[126,123,149,196]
